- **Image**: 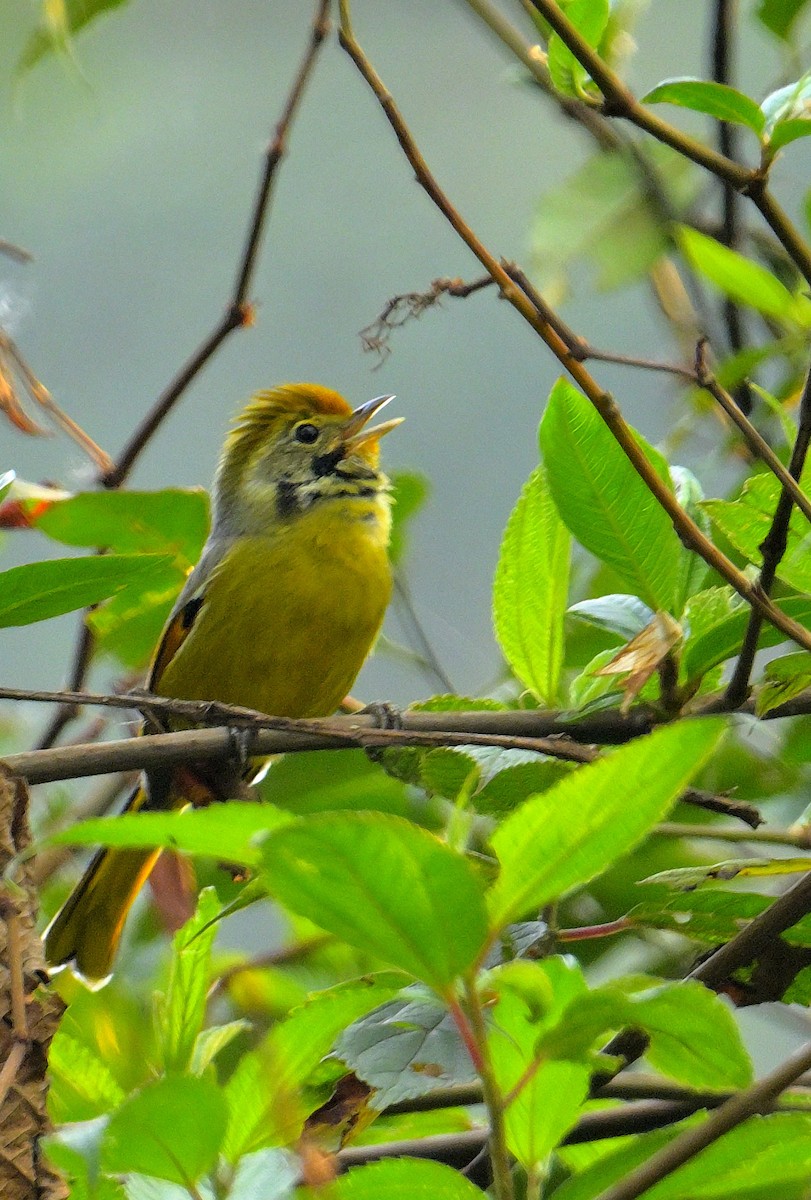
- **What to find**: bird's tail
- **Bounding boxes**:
[44,784,161,986]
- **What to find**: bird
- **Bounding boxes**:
[44,382,402,983]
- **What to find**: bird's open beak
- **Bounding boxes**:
[341,394,403,449]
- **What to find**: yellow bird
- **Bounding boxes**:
[44,383,401,983]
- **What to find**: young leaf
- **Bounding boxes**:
[568,594,655,642]
[158,888,221,1074]
[493,465,571,704]
[0,553,173,627]
[487,719,725,929]
[101,1076,227,1185]
[387,471,429,566]
[17,0,132,75]
[757,0,811,41]
[48,1032,125,1123]
[260,813,489,991]
[547,0,609,98]
[642,78,766,134]
[540,379,681,611]
[679,226,811,324]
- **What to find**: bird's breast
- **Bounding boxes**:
[155,499,392,719]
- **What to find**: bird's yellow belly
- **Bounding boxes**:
[156,509,391,719]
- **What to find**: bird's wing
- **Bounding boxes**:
[147,538,230,695]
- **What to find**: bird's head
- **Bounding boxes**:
[213,383,402,533]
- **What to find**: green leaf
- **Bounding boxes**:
[630,981,753,1090]
[223,976,399,1160]
[568,595,654,641]
[101,1076,226,1185]
[191,1020,250,1075]
[487,719,725,928]
[703,471,811,594]
[261,813,489,991]
[768,117,811,151]
[757,0,811,40]
[757,651,811,715]
[547,0,610,98]
[531,144,697,298]
[336,988,477,1107]
[50,802,292,866]
[679,226,811,324]
[488,961,590,1168]
[0,553,173,627]
[48,1032,125,1123]
[761,72,811,134]
[646,1112,811,1199]
[34,488,208,561]
[301,1158,487,1200]
[672,466,712,605]
[642,78,765,133]
[17,0,132,75]
[540,379,681,611]
[683,593,811,682]
[158,888,220,1074]
[388,471,429,566]
[493,465,571,703]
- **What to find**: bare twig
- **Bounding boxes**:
[655,821,811,848]
[723,360,811,707]
[101,0,330,490]
[337,2,811,654]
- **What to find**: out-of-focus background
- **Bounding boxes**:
[1,0,804,704]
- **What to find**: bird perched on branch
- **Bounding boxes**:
[44,383,401,983]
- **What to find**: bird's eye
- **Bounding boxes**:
[294,422,320,445]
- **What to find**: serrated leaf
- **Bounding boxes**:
[48,1031,125,1123]
[642,78,765,133]
[159,888,220,1074]
[540,379,681,610]
[0,552,173,627]
[703,471,811,594]
[487,720,725,928]
[227,1148,298,1200]
[260,813,489,991]
[679,226,811,324]
[493,465,570,703]
[336,989,477,1108]
[101,1076,226,1185]
[683,594,811,682]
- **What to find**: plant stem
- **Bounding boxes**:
[462,978,515,1200]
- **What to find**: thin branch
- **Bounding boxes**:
[695,339,811,528]
[461,979,514,1200]
[392,573,456,693]
[101,0,331,490]
[723,359,811,707]
[592,1038,811,1200]
[336,3,811,654]
[34,620,96,751]
[655,820,811,848]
